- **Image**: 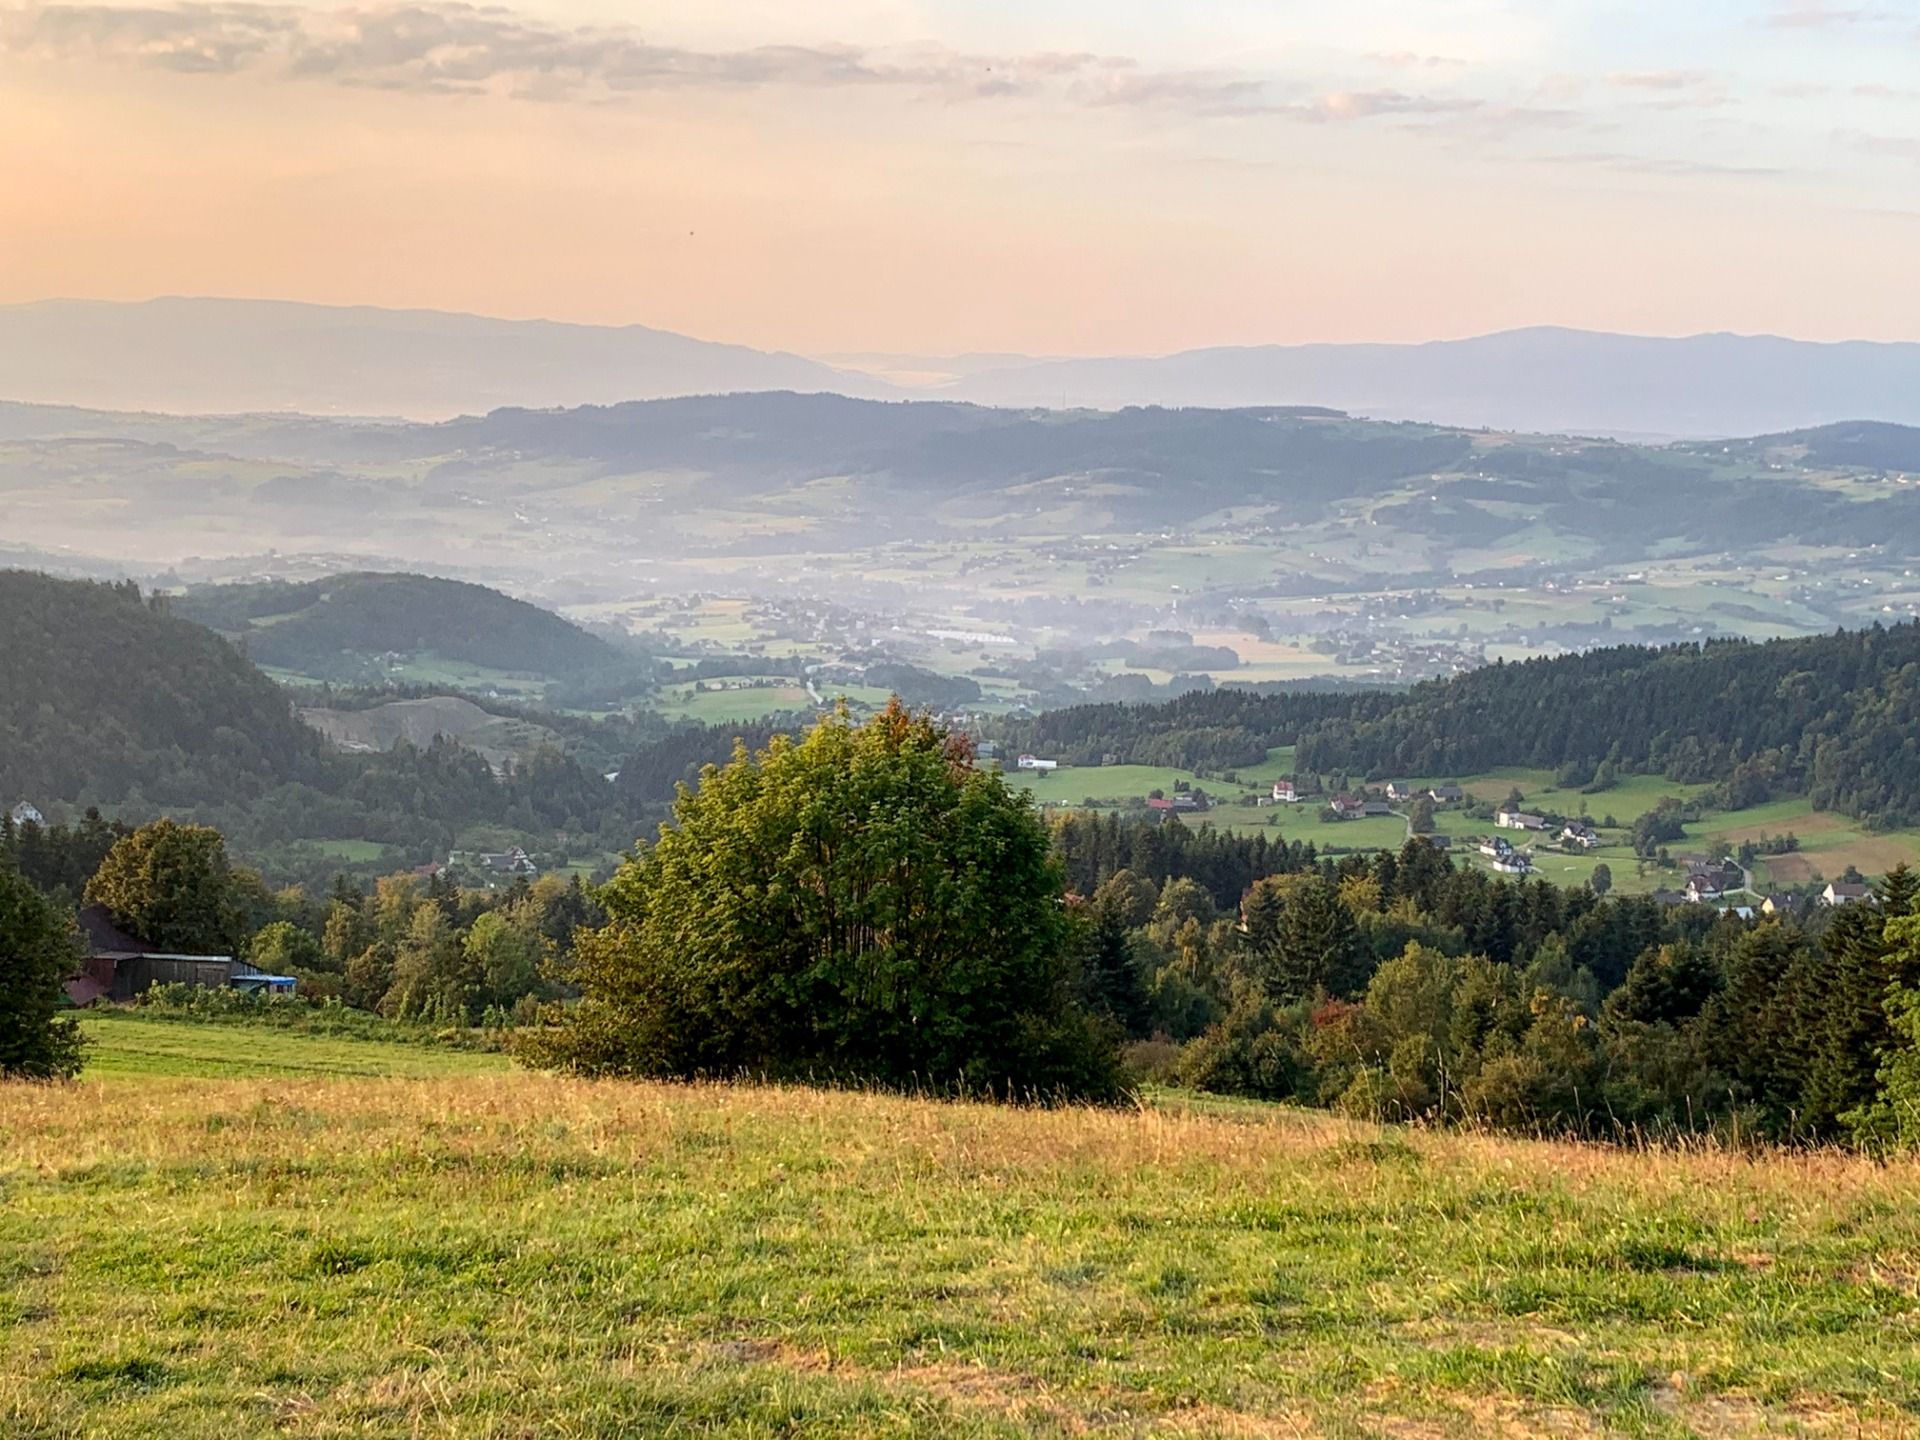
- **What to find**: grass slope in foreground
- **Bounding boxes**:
[5,1050,1920,1435]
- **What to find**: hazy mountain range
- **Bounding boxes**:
[4,297,1920,437]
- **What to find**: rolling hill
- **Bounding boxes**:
[170,572,627,681]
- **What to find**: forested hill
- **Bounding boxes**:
[0,571,640,864]
[0,570,328,807]
[1004,623,1920,828]
[171,572,622,678]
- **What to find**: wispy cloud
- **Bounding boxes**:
[1603,69,1728,110]
[1,1,1526,129]
[1843,129,1920,161]
[1366,51,1469,71]
[1542,150,1792,179]
[0,1,1284,113]
[1762,1,1883,28]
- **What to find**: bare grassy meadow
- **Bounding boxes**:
[3,1019,1919,1437]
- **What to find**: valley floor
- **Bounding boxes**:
[2,1019,1917,1437]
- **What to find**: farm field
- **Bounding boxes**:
[654,680,814,724]
[6,1046,1920,1436]
[1006,755,1920,894]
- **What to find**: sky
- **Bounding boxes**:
[1,0,1917,356]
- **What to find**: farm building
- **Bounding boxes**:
[1015,754,1059,772]
[1271,779,1299,803]
[65,904,294,1006]
[1496,810,1549,832]
[1427,785,1465,804]
[1821,881,1875,907]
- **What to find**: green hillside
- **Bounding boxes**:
[172,571,624,681]
[1003,622,1920,829]
[0,569,329,810]
[0,571,643,874]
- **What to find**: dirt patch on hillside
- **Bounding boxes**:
[300,696,554,771]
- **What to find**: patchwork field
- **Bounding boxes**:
[6,1019,1920,1436]
[1009,755,1920,894]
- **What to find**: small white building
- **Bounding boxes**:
[1015,754,1058,772]
[1271,778,1299,804]
[1492,853,1534,875]
[1821,881,1875,907]
[1385,782,1415,803]
[1496,809,1549,832]
[8,801,43,828]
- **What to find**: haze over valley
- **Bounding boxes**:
[11,3,1920,1435]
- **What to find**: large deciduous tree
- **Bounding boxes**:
[84,819,241,955]
[526,703,1125,1101]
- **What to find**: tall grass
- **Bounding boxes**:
[5,1058,1920,1436]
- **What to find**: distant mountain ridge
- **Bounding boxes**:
[933,328,1920,438]
[0,297,894,419]
[2,300,1919,436]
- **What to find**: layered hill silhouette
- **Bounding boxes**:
[5,299,1920,436]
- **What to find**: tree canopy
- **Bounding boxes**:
[528,704,1125,1101]
[0,861,84,1079]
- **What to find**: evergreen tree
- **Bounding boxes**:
[0,863,86,1079]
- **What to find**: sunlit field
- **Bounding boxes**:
[2,1019,1917,1436]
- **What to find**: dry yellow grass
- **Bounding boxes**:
[5,1057,1920,1437]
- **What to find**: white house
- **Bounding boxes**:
[1427,785,1465,804]
[1685,872,1724,904]
[1385,782,1415,803]
[8,801,43,828]
[1561,822,1600,850]
[1271,778,1299,804]
[1821,881,1875,907]
[1496,809,1549,832]
[1015,754,1058,772]
[1492,853,1534,875]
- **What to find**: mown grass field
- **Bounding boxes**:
[5,1020,1920,1436]
[74,1012,511,1080]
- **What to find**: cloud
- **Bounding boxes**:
[0,0,1292,112]
[1603,69,1727,110]
[1763,1,1882,28]
[1605,70,1712,92]
[1542,150,1791,179]
[1292,89,1484,123]
[1843,130,1920,161]
[6,3,299,73]
[2,1,1529,131]
[1366,51,1469,71]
